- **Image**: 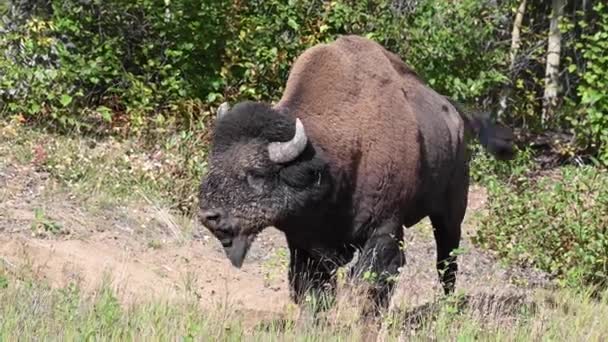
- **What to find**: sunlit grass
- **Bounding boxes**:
[1,268,607,341]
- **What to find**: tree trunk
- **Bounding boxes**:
[497,0,527,120]
[542,0,565,126]
[509,0,527,68]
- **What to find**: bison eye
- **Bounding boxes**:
[246,171,266,192]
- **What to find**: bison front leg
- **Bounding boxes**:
[287,244,338,311]
[351,221,405,314]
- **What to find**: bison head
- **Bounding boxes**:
[198,101,331,267]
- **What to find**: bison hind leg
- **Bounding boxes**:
[430,213,463,295]
[430,160,468,295]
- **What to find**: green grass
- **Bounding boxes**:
[1,274,608,340]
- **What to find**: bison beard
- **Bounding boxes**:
[198,35,516,315]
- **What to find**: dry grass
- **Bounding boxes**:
[1,267,608,341]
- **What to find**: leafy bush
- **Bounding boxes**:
[0,17,85,128]
[469,143,535,186]
[0,0,226,133]
[221,0,509,103]
[474,166,608,288]
[566,3,608,166]
[401,0,509,101]
[219,0,409,102]
[0,0,510,133]
[1,0,605,164]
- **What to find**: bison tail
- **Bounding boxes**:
[447,97,516,161]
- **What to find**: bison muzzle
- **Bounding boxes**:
[198,35,515,314]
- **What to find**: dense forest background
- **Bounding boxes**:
[0,0,607,319]
[1,0,607,165]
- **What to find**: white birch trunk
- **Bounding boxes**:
[542,0,565,125]
[510,0,527,69]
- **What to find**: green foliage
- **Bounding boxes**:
[220,0,409,102]
[503,1,550,129]
[88,285,122,336]
[402,0,509,101]
[0,17,84,128]
[221,0,508,103]
[0,1,8,15]
[566,3,608,166]
[1,0,509,133]
[474,166,608,288]
[0,1,225,133]
[262,247,289,288]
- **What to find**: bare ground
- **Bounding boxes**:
[0,162,550,323]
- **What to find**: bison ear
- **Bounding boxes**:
[268,118,308,164]
[217,102,230,120]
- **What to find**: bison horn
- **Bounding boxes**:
[268,118,308,163]
[217,102,230,119]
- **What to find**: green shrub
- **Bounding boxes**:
[566,3,608,166]
[401,0,509,101]
[469,143,535,186]
[219,0,409,102]
[220,0,509,103]
[474,166,608,288]
[0,0,510,134]
[0,1,226,133]
[0,17,85,128]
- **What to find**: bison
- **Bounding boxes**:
[198,35,515,313]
